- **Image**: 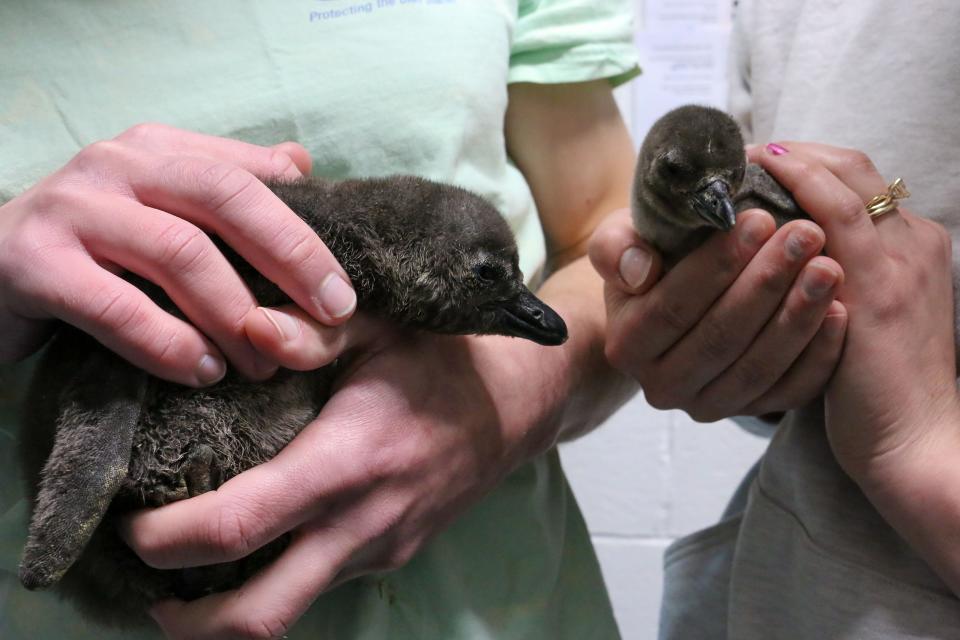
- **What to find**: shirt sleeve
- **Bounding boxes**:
[509,0,641,87]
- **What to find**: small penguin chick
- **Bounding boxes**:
[632,104,804,266]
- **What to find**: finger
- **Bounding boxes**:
[612,209,776,361]
[18,250,227,387]
[121,419,371,569]
[114,123,306,181]
[245,307,391,371]
[658,219,826,393]
[693,256,843,420]
[744,301,848,415]
[149,523,358,640]
[271,142,313,177]
[124,154,357,325]
[753,143,887,268]
[774,141,888,203]
[587,208,663,294]
[74,194,276,379]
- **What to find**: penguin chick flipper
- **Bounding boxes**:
[19,346,147,591]
[735,164,808,225]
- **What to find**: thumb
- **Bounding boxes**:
[588,208,662,295]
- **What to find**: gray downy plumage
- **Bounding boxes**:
[18,175,568,628]
[632,104,804,266]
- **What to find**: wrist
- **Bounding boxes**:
[842,394,960,491]
[477,257,636,469]
[850,408,960,595]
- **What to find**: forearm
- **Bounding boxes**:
[539,254,638,442]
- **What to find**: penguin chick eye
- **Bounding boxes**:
[657,156,685,180]
[473,262,504,283]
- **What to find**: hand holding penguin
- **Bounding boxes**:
[18,171,567,629]
[0,124,357,385]
[589,105,847,421]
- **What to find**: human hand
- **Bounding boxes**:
[121,328,558,639]
[588,206,847,422]
[0,123,356,386]
[754,142,960,482]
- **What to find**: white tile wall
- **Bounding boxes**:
[558,3,771,638]
[560,397,767,640]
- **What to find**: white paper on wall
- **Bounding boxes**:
[630,0,733,145]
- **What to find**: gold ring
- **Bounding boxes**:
[866,178,910,220]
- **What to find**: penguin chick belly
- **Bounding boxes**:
[124,368,333,507]
[60,367,335,627]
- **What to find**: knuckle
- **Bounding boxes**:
[229,614,291,640]
[696,318,732,362]
[792,159,817,186]
[870,291,907,325]
[641,384,679,411]
[154,221,213,274]
[645,297,689,335]
[753,263,788,296]
[207,503,262,559]
[273,225,324,273]
[833,193,867,227]
[710,247,742,278]
[839,148,877,175]
[729,358,774,394]
[71,140,125,174]
[115,122,171,145]
[267,148,298,178]
[22,180,86,216]
[194,162,259,214]
[87,286,148,333]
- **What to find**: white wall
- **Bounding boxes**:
[557,2,769,638]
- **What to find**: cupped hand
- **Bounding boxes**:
[0,124,356,386]
[753,141,960,482]
[589,206,847,422]
[121,326,556,639]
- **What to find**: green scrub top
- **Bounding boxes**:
[0,1,639,638]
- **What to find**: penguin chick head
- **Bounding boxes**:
[342,176,568,346]
[636,105,746,233]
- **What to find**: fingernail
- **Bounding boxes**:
[785,229,816,261]
[801,265,837,300]
[196,354,226,385]
[317,273,356,319]
[259,307,301,342]
[766,143,789,156]
[619,246,652,289]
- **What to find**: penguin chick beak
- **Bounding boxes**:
[495,287,568,346]
[692,179,737,231]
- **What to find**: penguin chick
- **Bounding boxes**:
[632,104,804,266]
[18,175,568,628]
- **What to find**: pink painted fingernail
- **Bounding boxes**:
[259,307,301,342]
[619,246,652,289]
[316,273,357,319]
[766,143,789,156]
[196,354,226,386]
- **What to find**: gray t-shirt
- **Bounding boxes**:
[661,1,960,638]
